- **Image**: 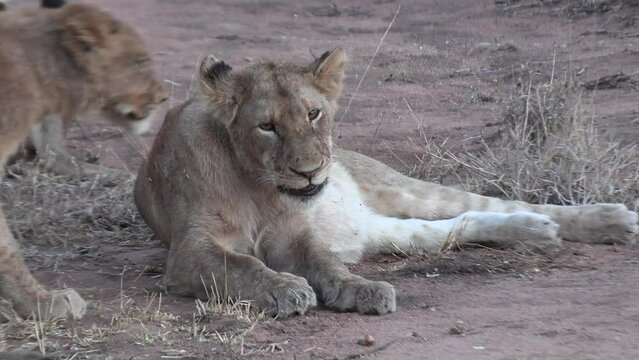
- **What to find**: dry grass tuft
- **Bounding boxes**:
[414,75,639,207]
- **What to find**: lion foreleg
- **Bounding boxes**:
[30,114,127,177]
[0,207,85,319]
[255,215,396,315]
[163,225,316,318]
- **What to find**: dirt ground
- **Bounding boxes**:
[2,0,639,359]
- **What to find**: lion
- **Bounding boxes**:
[134,48,638,317]
[2,0,140,178]
[0,3,166,320]
[1,0,99,178]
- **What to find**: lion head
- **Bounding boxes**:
[56,4,167,134]
[198,49,346,201]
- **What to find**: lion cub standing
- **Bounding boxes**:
[135,49,638,317]
[0,4,166,319]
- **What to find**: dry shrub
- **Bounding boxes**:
[416,77,639,207]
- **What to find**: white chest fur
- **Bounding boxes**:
[308,162,372,262]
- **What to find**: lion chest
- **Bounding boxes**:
[308,162,374,263]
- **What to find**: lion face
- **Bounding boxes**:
[57,4,167,134]
[198,49,346,201]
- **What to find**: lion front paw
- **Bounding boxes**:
[354,281,396,315]
[257,273,317,318]
[324,278,396,315]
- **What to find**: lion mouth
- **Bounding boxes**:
[278,180,327,197]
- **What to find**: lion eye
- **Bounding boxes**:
[308,109,321,122]
[258,122,276,132]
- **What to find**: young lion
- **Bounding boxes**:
[135,49,638,317]
[0,4,166,319]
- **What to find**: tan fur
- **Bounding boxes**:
[135,49,638,317]
[0,4,166,319]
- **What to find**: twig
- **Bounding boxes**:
[335,5,400,132]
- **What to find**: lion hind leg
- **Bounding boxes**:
[360,183,637,245]
[0,208,86,320]
[362,211,561,255]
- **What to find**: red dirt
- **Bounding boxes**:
[3,0,639,359]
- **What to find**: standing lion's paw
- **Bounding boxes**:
[43,288,87,320]
[324,278,396,315]
[258,272,317,318]
[565,204,639,244]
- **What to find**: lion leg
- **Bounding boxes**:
[360,183,637,246]
[255,215,396,315]
[336,149,638,245]
[0,207,85,320]
[361,210,561,254]
[30,114,127,177]
[163,225,316,318]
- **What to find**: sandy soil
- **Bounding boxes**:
[2,0,639,359]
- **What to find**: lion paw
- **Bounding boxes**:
[42,288,87,320]
[354,281,396,315]
[325,278,396,315]
[506,212,562,253]
[258,273,317,318]
[562,204,638,244]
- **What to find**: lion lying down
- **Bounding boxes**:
[0,4,166,320]
[135,49,638,317]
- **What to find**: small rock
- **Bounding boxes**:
[449,321,467,335]
[451,68,472,77]
[357,334,376,346]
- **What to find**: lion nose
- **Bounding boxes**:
[290,165,322,180]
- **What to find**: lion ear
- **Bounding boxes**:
[58,5,109,55]
[309,48,347,101]
[199,55,239,109]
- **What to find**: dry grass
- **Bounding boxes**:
[0,165,152,256]
[413,75,639,207]
[0,164,274,358]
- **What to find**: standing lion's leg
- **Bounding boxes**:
[255,215,396,315]
[163,225,316,318]
[336,149,638,245]
[30,115,126,177]
[0,206,85,319]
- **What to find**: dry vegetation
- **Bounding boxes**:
[413,73,639,209]
[0,167,277,358]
